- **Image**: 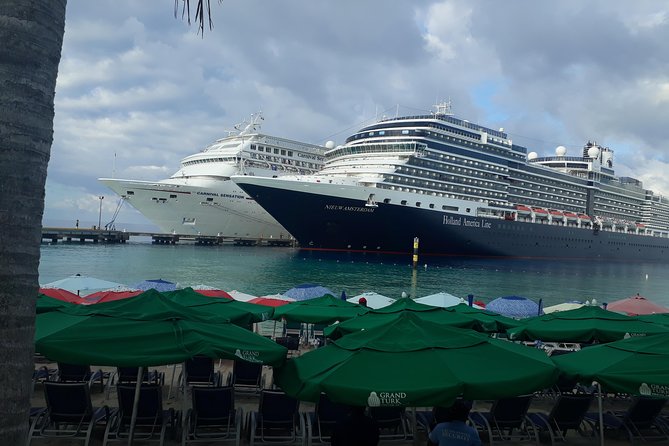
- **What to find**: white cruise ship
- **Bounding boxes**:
[99,113,325,239]
[233,103,669,261]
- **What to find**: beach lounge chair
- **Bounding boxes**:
[54,362,107,393]
[103,384,175,445]
[105,366,165,399]
[469,395,537,445]
[249,389,305,445]
[275,336,300,358]
[368,406,411,442]
[585,396,669,443]
[182,355,222,387]
[182,386,243,445]
[305,393,350,445]
[526,393,594,445]
[230,360,264,394]
[28,382,110,446]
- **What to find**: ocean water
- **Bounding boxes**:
[38,240,669,307]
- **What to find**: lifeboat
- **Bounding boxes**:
[563,211,579,221]
[578,213,591,221]
[549,210,564,218]
[515,204,532,215]
[532,207,549,219]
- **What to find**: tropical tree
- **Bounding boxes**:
[0,1,214,442]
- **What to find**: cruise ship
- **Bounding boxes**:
[232,103,669,261]
[99,113,325,239]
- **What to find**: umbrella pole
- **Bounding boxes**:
[128,366,144,446]
[594,381,604,446]
[411,406,418,446]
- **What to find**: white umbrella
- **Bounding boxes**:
[415,292,464,308]
[543,302,585,314]
[227,289,259,302]
[41,274,125,296]
[348,292,395,309]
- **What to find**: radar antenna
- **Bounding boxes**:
[433,100,453,117]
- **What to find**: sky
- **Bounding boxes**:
[44,0,669,230]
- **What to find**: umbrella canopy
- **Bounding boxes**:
[38,287,82,303]
[324,298,497,340]
[606,294,669,316]
[249,297,292,307]
[414,292,464,308]
[636,313,669,327]
[486,295,543,318]
[83,288,142,304]
[347,292,395,309]
[35,308,287,367]
[443,303,523,332]
[36,294,78,314]
[42,274,126,296]
[542,302,584,314]
[506,306,669,343]
[283,283,335,301]
[63,289,222,323]
[272,295,368,324]
[133,278,177,292]
[227,290,258,302]
[274,312,558,407]
[552,332,669,396]
[190,285,233,299]
[161,288,274,326]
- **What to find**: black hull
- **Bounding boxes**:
[240,184,669,262]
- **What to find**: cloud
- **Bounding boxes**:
[45,0,669,227]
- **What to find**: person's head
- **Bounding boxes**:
[449,399,472,422]
[358,297,367,307]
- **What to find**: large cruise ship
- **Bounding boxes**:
[232,103,669,261]
[99,113,325,239]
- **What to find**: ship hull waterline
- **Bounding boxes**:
[236,181,669,262]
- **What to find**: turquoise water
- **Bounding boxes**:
[38,240,669,307]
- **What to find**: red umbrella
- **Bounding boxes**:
[249,297,292,307]
[84,289,142,304]
[39,288,82,303]
[606,294,669,316]
[193,289,233,299]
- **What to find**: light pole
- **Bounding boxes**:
[98,195,104,229]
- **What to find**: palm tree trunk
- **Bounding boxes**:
[0,0,66,443]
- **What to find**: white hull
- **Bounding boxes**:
[100,175,292,239]
[99,113,326,238]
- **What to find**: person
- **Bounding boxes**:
[331,405,379,446]
[358,297,368,307]
[75,219,79,228]
[428,399,481,446]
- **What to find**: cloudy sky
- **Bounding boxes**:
[44,0,669,230]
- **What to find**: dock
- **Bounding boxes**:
[41,227,297,247]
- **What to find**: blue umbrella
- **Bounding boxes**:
[486,295,543,319]
[133,279,177,292]
[283,283,335,301]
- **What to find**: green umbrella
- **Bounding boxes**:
[552,333,669,396]
[36,294,77,314]
[274,312,558,407]
[324,298,492,340]
[506,306,669,343]
[636,313,669,327]
[271,294,368,324]
[35,308,287,367]
[444,303,523,332]
[63,289,223,323]
[163,287,274,326]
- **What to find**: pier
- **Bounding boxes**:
[41,227,297,247]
